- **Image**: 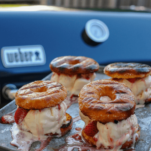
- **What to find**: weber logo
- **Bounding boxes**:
[1,45,46,68]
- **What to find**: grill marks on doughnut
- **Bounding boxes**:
[104,62,151,79]
[79,80,135,124]
[18,82,63,95]
[108,63,151,73]
[15,81,67,110]
[50,56,99,75]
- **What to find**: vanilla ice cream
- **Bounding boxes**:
[51,72,96,96]
[80,111,139,150]
[115,75,151,104]
[94,115,138,150]
[18,101,68,139]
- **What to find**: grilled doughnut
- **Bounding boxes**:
[104,62,151,79]
[15,81,67,110]
[50,56,99,75]
[78,79,135,124]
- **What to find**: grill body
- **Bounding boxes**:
[0,11,151,104]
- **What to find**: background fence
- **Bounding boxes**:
[0,0,151,10]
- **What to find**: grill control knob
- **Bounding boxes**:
[82,19,109,46]
[2,84,18,100]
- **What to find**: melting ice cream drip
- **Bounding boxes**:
[80,111,139,150]
[11,101,68,151]
[11,123,52,151]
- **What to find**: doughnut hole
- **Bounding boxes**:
[99,86,116,102]
[30,86,47,93]
[69,60,80,65]
[100,96,112,102]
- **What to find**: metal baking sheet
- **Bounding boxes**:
[0,73,151,151]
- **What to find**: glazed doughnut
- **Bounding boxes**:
[82,127,140,149]
[104,62,151,79]
[78,79,135,124]
[15,81,67,110]
[50,56,99,75]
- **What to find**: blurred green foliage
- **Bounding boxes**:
[0,4,29,7]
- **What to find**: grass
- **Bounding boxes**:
[0,4,29,7]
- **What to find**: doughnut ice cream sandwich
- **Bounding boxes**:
[11,81,72,150]
[79,79,140,150]
[104,62,151,105]
[50,56,99,106]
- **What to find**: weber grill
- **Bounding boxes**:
[1,10,151,106]
[1,9,151,151]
